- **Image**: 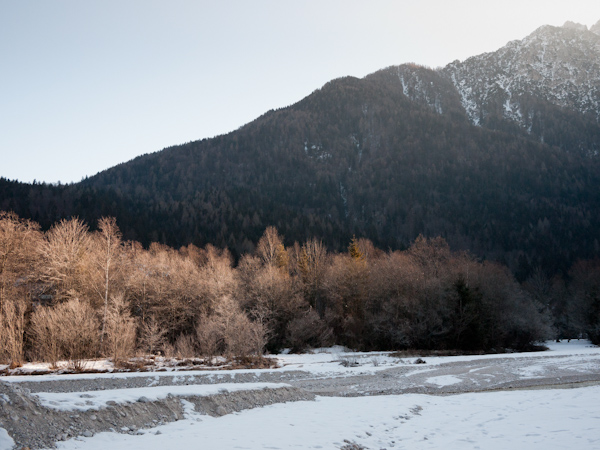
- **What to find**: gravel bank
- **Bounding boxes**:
[0,382,314,450]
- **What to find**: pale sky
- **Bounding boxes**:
[2,1,600,184]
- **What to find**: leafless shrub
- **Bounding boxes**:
[197,244,239,307]
[195,315,223,357]
[0,298,27,366]
[238,262,305,350]
[286,309,334,352]
[370,356,382,367]
[174,333,197,358]
[38,218,93,302]
[29,298,100,369]
[196,296,267,358]
[138,316,167,355]
[339,356,360,367]
[161,341,175,358]
[126,242,227,342]
[28,305,60,366]
[104,293,136,365]
[247,319,269,356]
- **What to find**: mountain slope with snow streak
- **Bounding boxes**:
[442,21,600,127]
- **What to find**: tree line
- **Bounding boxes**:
[0,211,598,369]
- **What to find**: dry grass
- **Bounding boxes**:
[115,359,150,371]
[230,355,276,370]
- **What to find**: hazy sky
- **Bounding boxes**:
[2,1,600,184]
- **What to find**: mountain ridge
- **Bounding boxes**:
[441,21,600,130]
[2,19,600,278]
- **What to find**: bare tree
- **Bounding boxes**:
[238,261,304,350]
[297,238,328,315]
[256,226,288,270]
[195,296,267,358]
[29,298,100,370]
[322,252,370,348]
[38,218,93,302]
[408,235,451,277]
[198,244,238,311]
[91,217,124,344]
[523,266,551,307]
[567,259,600,344]
[0,211,42,310]
[0,298,27,366]
[126,243,203,341]
[104,292,136,365]
[0,212,41,366]
[138,315,167,355]
[124,241,153,323]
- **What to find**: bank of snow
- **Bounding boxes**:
[0,428,15,450]
[47,385,600,450]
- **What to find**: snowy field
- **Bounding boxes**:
[1,340,599,450]
[42,386,600,450]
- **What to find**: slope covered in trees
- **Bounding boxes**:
[2,22,600,281]
[82,68,600,277]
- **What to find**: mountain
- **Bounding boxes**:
[2,20,600,278]
[395,21,600,151]
[444,21,600,126]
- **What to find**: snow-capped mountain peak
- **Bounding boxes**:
[440,20,600,128]
[562,21,588,32]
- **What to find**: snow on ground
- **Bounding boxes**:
[4,340,597,384]
[1,340,599,449]
[0,428,15,450]
[274,340,600,375]
[46,386,600,450]
[424,375,462,386]
[516,364,547,378]
[35,383,289,411]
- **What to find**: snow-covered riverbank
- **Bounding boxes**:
[1,340,599,450]
[48,385,600,450]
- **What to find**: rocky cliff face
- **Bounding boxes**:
[441,21,600,128]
